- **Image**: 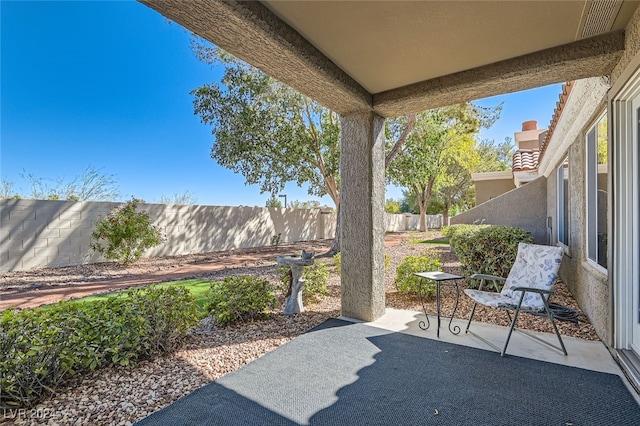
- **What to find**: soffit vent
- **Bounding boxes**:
[580,0,623,39]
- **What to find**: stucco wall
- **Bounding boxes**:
[531,5,640,344]
[474,179,517,205]
[450,176,548,244]
[0,199,338,272]
[546,128,610,343]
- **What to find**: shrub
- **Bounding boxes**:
[277,262,329,303]
[126,286,200,353]
[442,224,489,240]
[394,250,442,296]
[207,276,278,326]
[333,252,341,271]
[0,286,199,407]
[90,197,164,264]
[449,225,533,288]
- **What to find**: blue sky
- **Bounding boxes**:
[1,1,562,207]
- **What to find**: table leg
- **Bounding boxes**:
[417,278,431,331]
[448,280,461,335]
[436,279,441,338]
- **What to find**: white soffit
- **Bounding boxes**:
[263,1,634,94]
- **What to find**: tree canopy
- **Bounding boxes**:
[386,103,502,230]
[191,41,508,245]
[192,45,341,207]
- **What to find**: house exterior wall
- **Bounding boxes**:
[518,140,539,150]
[451,176,548,244]
[546,124,610,343]
[544,2,640,345]
[474,179,517,205]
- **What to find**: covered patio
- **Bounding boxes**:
[136,310,640,424]
[135,0,640,422]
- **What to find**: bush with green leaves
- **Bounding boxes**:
[394,250,442,296]
[277,262,329,303]
[90,197,164,264]
[0,286,198,407]
[449,225,533,288]
[207,276,278,326]
[442,224,490,240]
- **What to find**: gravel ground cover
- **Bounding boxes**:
[1,231,599,425]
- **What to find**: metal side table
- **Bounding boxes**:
[414,271,463,338]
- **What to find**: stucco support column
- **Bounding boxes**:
[339,112,386,321]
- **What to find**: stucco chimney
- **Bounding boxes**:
[522,120,538,131]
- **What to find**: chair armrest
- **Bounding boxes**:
[470,274,506,282]
[470,274,506,292]
[511,286,555,296]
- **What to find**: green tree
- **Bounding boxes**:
[265,195,283,208]
[475,137,514,172]
[400,190,419,214]
[192,45,341,206]
[386,103,500,231]
[191,42,414,254]
[385,199,401,214]
[597,115,607,164]
[289,199,322,209]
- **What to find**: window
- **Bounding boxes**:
[586,114,608,270]
[557,156,570,247]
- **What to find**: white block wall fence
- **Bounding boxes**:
[0,199,441,272]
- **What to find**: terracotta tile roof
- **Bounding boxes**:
[512,149,539,171]
[539,81,574,162]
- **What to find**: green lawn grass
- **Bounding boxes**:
[76,279,213,310]
[410,238,450,245]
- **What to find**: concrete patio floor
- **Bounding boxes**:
[138,309,640,425]
[352,308,640,405]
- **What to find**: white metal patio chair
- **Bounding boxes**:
[463,242,566,357]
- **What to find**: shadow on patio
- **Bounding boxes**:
[135,310,640,425]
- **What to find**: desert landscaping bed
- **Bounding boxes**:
[0,231,599,425]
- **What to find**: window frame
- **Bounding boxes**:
[556,155,570,248]
[585,112,608,272]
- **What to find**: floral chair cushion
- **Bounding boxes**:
[463,243,563,312]
[464,289,520,309]
[500,242,563,310]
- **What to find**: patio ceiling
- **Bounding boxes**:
[140,0,639,117]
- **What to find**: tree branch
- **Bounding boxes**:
[385,113,416,168]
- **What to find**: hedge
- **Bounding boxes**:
[449,224,533,288]
[0,286,199,407]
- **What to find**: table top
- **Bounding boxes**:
[414,271,464,281]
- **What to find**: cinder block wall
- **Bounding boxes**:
[0,200,337,272]
[0,200,443,272]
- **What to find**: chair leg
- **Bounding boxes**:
[466,278,487,333]
[543,298,568,356]
[465,302,478,333]
[501,294,526,357]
